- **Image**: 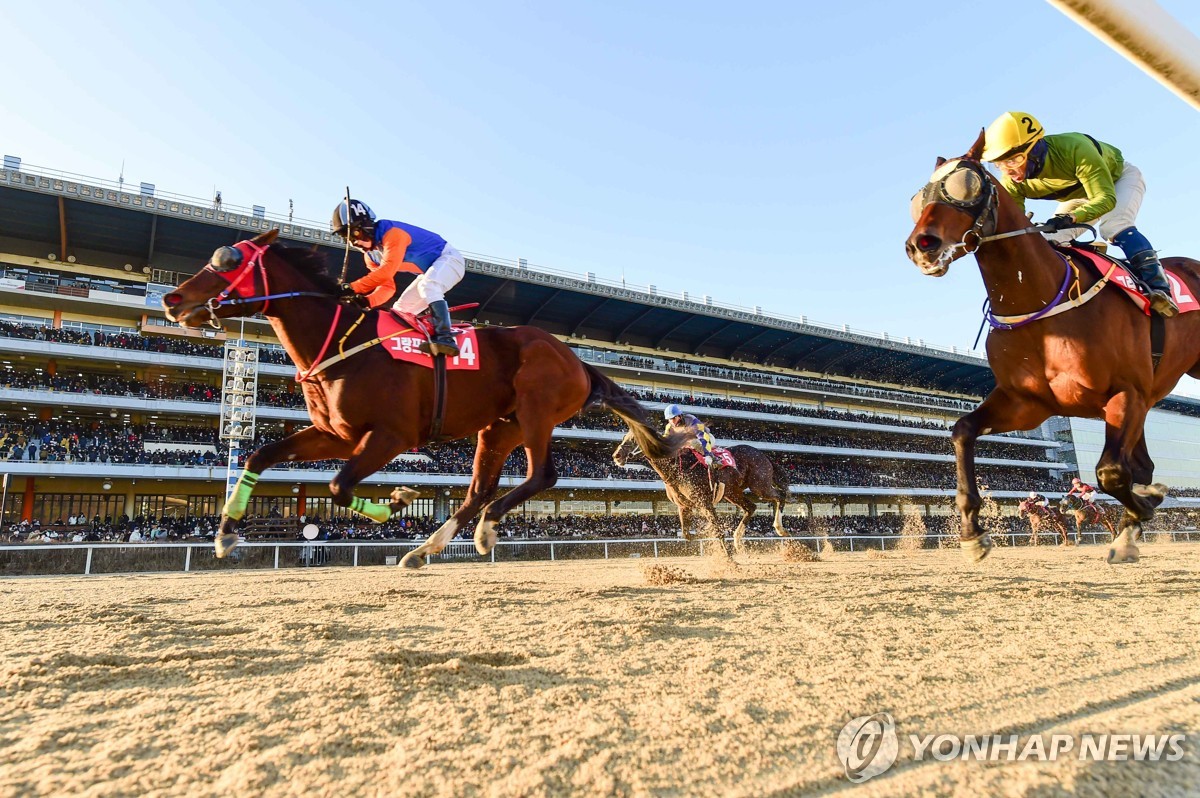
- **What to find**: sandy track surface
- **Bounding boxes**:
[2,544,1198,797]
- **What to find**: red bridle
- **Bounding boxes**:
[203,240,272,315]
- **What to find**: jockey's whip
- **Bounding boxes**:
[338,185,352,284]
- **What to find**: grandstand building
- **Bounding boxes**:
[1,158,1197,538]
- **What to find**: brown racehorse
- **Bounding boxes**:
[612,432,788,552]
[1017,498,1072,546]
[1059,495,1119,542]
[906,131,1200,564]
[162,230,688,567]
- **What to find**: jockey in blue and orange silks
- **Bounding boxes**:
[331,198,464,357]
[663,404,727,471]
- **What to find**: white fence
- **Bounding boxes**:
[2,529,1187,577]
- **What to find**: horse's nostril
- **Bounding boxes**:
[163,293,183,307]
[916,235,940,252]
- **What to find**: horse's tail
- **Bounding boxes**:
[583,363,687,459]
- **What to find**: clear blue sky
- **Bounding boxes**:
[4,0,1199,395]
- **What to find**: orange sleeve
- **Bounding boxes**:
[349,227,412,294]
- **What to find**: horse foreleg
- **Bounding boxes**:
[400,420,521,569]
[217,427,352,558]
[952,390,1049,562]
[773,502,787,537]
[1096,391,1154,564]
[729,493,756,554]
[328,429,414,527]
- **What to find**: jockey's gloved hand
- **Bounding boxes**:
[337,283,358,300]
[1041,214,1076,233]
[704,455,714,467]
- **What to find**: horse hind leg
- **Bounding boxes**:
[400,420,522,569]
[475,419,559,556]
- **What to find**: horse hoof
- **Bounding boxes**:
[1106,545,1140,565]
[214,533,240,559]
[389,486,420,513]
[961,534,992,563]
[474,519,498,556]
[399,552,427,570]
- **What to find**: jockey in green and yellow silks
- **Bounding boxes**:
[982,111,1178,317]
[663,404,725,470]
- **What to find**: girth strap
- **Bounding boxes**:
[429,354,448,442]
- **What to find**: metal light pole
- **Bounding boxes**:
[220,336,259,506]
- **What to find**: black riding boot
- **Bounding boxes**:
[422,300,460,357]
[1128,250,1180,318]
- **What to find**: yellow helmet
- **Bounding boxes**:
[981,112,1045,162]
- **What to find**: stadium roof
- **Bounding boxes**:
[2,163,1198,413]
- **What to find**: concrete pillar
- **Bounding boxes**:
[123,487,136,520]
[21,477,34,522]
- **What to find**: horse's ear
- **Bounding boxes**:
[254,229,280,246]
[966,127,986,161]
[935,156,947,168]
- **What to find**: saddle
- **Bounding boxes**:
[1057,245,1199,316]
[375,303,480,442]
[690,446,737,469]
[377,310,480,371]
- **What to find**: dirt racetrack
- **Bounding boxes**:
[2,543,1199,797]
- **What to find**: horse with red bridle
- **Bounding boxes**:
[906,132,1200,564]
[1017,498,1072,546]
[1059,495,1118,542]
[163,230,687,567]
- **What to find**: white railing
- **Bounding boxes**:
[4,531,1193,577]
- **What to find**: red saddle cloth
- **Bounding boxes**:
[691,446,737,469]
[1064,246,1199,315]
[376,313,480,370]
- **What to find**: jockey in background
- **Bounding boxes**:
[1028,490,1048,509]
[981,111,1179,317]
[1066,477,1098,507]
[663,404,726,470]
[331,198,465,357]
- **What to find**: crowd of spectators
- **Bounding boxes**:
[0,417,1069,491]
[0,366,304,408]
[0,320,290,364]
[10,506,1198,546]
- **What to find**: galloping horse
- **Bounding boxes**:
[906,131,1200,564]
[1059,495,1119,542]
[612,431,788,552]
[1017,498,1072,546]
[163,230,686,567]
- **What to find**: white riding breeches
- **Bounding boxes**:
[1043,161,1145,245]
[392,243,466,315]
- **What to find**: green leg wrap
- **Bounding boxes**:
[222,471,260,520]
[350,496,393,524]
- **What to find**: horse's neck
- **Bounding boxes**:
[976,225,1069,316]
[266,299,343,373]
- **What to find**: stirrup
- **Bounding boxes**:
[1148,291,1180,318]
[421,338,460,357]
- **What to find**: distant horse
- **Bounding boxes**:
[163,230,688,567]
[1059,496,1119,542]
[906,131,1200,564]
[612,431,788,552]
[1017,498,1073,546]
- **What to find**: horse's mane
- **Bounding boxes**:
[270,244,341,294]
